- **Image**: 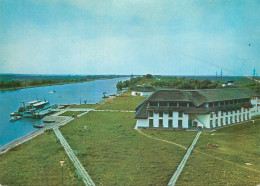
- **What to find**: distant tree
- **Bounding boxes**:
[144,74,153,79]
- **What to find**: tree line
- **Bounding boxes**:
[117,74,222,90]
[0,75,122,89]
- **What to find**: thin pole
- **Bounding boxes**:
[62,165,64,185]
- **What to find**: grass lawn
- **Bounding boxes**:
[0,130,83,186]
[176,120,260,185]
[95,92,146,110]
[59,111,86,116]
[69,104,99,109]
[60,111,196,185]
[68,91,147,111]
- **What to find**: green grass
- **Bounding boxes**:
[59,111,86,116]
[0,130,83,186]
[69,104,99,109]
[95,95,146,111]
[68,91,147,111]
[176,120,260,185]
[60,111,196,185]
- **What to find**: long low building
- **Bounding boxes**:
[135,88,259,129]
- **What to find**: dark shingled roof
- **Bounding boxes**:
[134,88,258,119]
[146,88,258,106]
[132,85,156,92]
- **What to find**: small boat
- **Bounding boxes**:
[33,123,45,128]
[49,90,56,93]
[10,116,22,122]
[10,112,19,116]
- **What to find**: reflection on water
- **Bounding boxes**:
[0,77,129,146]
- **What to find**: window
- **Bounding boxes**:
[221,111,223,116]
[247,113,249,119]
[239,115,241,121]
[159,119,163,127]
[230,116,233,123]
[221,118,223,126]
[149,119,153,127]
[169,102,177,106]
[159,102,167,106]
[169,111,173,117]
[215,119,218,127]
[168,119,173,128]
[149,111,153,117]
[150,102,158,106]
[178,111,183,118]
[215,112,218,117]
[243,114,245,120]
[159,111,163,117]
[235,116,237,122]
[179,102,186,107]
[178,120,183,128]
[210,120,213,128]
[210,113,213,118]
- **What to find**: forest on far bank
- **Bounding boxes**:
[116,74,260,94]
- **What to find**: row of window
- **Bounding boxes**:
[210,109,249,118]
[210,113,250,128]
[149,99,250,108]
[149,119,183,128]
[149,111,183,118]
[149,102,192,107]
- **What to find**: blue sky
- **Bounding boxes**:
[0,0,259,75]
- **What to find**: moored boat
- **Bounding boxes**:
[33,123,45,128]
[10,116,22,122]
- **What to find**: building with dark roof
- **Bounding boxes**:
[131,85,156,96]
[135,88,259,129]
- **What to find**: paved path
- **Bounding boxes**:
[168,131,202,186]
[94,109,135,112]
[53,127,95,186]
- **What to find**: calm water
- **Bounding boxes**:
[0,77,129,146]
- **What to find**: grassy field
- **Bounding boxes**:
[1,91,259,185]
[59,111,86,116]
[176,120,260,185]
[60,111,196,185]
[69,91,147,111]
[0,130,83,186]
[69,104,99,109]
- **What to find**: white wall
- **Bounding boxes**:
[132,91,153,96]
[251,97,260,117]
[136,106,255,129]
[136,119,149,127]
[195,114,210,128]
[137,111,188,128]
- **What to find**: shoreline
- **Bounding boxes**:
[0,90,126,154]
[0,78,118,91]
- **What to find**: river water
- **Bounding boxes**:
[0,77,129,146]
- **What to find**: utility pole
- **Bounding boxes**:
[253,67,256,80]
[220,69,223,82]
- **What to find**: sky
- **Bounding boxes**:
[0,0,259,76]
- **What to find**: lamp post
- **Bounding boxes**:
[84,126,87,144]
[60,160,65,185]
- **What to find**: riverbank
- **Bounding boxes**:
[0,76,122,91]
[0,91,259,185]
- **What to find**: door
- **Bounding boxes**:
[188,119,192,128]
